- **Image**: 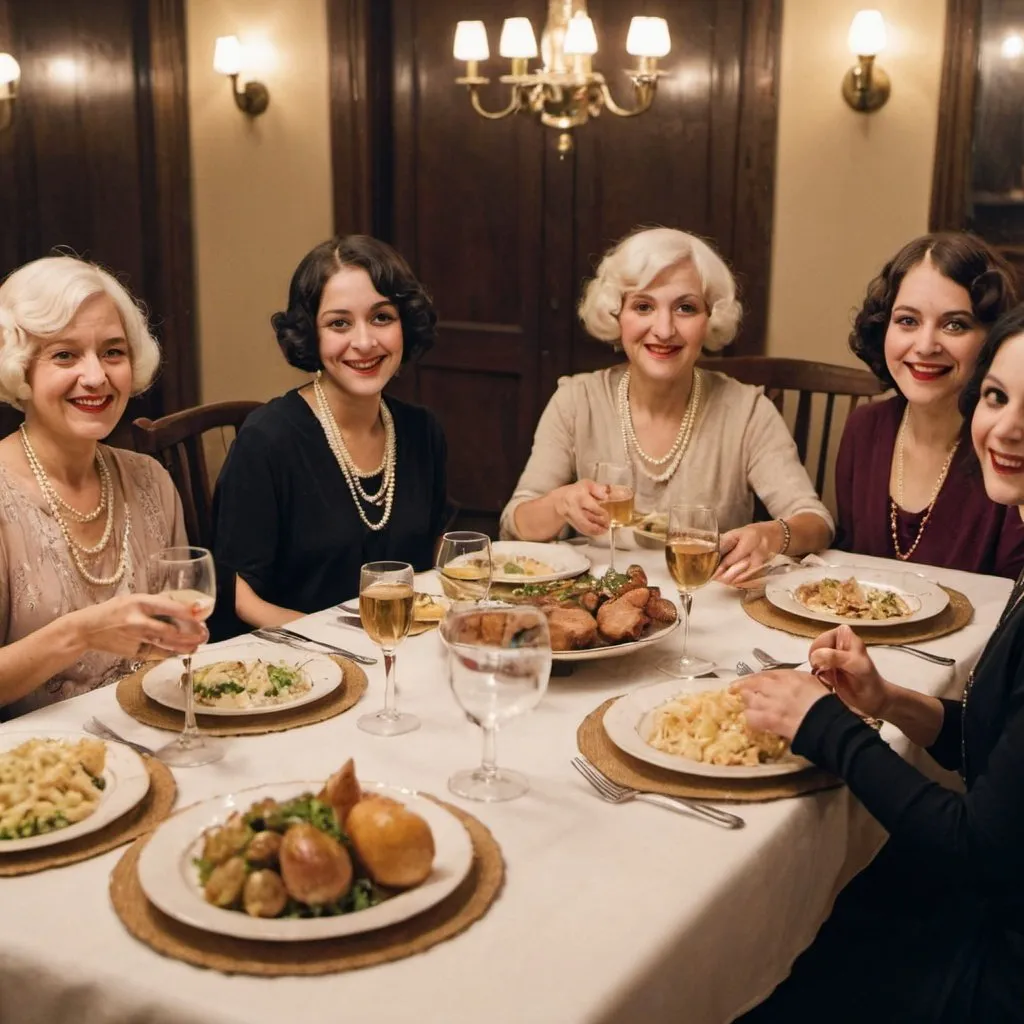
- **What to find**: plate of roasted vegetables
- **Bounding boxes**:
[136,759,474,941]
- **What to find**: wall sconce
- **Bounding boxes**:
[842,9,890,113]
[0,52,20,132]
[213,36,269,116]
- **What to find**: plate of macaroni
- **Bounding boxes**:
[0,731,150,852]
[764,566,948,627]
[602,680,811,778]
[142,642,342,717]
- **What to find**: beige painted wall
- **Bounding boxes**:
[187,0,333,404]
[767,0,947,363]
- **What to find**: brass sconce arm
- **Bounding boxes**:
[841,54,891,113]
[229,73,270,116]
[456,67,523,120]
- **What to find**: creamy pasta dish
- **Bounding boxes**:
[495,555,554,577]
[646,689,788,767]
[794,577,911,621]
[193,660,312,709]
[0,738,107,840]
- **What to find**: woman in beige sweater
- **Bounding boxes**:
[501,227,833,583]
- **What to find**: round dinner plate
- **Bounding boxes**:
[553,615,681,663]
[602,680,811,778]
[137,780,475,942]
[0,731,151,853]
[764,565,948,628]
[142,642,342,717]
[488,541,591,585]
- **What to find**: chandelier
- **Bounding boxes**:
[453,1,671,157]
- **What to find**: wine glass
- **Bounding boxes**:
[435,531,492,603]
[441,605,551,801]
[593,461,635,573]
[147,546,223,767]
[357,560,418,736]
[658,504,720,679]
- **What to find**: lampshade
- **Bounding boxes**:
[0,53,19,86]
[454,21,489,62]
[1001,33,1024,59]
[626,17,671,58]
[563,13,598,56]
[213,35,243,76]
[499,17,538,59]
[847,10,886,57]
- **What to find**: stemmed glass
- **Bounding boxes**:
[358,561,418,736]
[594,461,635,573]
[659,504,720,679]
[148,546,223,767]
[442,605,551,801]
[436,531,493,603]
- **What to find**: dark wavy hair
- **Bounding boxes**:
[271,235,437,372]
[960,303,1024,425]
[849,232,1018,391]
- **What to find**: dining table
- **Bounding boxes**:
[0,546,1011,1024]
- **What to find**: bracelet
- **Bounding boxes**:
[775,518,791,556]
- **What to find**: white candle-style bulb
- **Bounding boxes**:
[213,35,243,76]
[499,17,538,59]
[0,53,20,86]
[454,21,490,62]
[563,13,598,56]
[626,17,671,58]
[1001,33,1024,60]
[847,10,887,57]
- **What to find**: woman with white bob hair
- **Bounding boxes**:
[501,226,834,580]
[0,255,205,719]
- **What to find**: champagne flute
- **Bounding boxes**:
[435,531,492,603]
[594,461,635,574]
[358,560,418,736]
[441,605,551,801]
[659,504,720,678]
[148,546,223,767]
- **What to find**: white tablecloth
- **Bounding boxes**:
[0,550,1011,1024]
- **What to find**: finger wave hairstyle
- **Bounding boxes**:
[577,226,742,351]
[849,232,1018,391]
[0,255,160,409]
[959,302,1024,423]
[271,235,438,372]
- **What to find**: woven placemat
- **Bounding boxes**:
[116,656,367,737]
[0,758,176,877]
[742,585,973,644]
[109,799,504,976]
[578,699,841,802]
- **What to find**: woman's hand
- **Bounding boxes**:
[67,594,209,660]
[714,521,785,585]
[808,625,890,719]
[552,479,611,538]
[733,670,830,741]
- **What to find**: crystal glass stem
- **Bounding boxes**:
[180,655,199,748]
[678,591,693,662]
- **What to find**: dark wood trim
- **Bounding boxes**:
[929,0,983,231]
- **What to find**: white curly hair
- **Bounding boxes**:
[0,255,161,409]
[578,227,742,352]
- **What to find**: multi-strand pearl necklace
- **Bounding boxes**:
[312,371,397,531]
[889,407,959,561]
[19,424,132,587]
[617,368,703,483]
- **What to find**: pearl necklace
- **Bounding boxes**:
[19,425,132,587]
[889,408,959,561]
[617,368,703,483]
[312,372,397,532]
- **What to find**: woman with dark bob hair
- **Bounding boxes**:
[733,302,1024,1023]
[835,231,1024,577]
[211,236,448,632]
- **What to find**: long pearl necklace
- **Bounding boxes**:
[19,425,131,587]
[617,368,703,483]
[312,372,397,532]
[889,407,959,561]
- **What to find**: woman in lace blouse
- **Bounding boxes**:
[0,256,206,719]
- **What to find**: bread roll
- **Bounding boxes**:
[278,823,353,905]
[346,796,435,888]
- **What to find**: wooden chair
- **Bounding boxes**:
[698,357,884,494]
[132,401,262,548]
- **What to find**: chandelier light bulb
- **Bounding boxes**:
[499,18,538,59]
[563,13,598,57]
[0,53,20,87]
[847,10,887,57]
[454,20,490,62]
[626,17,671,59]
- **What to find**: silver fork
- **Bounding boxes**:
[736,661,756,676]
[571,757,745,829]
[755,644,954,669]
[83,717,157,757]
[252,627,378,666]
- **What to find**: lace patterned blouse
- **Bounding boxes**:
[0,447,186,719]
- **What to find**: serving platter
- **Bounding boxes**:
[137,780,474,942]
[552,615,681,663]
[0,731,151,853]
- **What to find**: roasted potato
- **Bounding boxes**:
[243,869,288,918]
[204,856,247,908]
[245,829,283,868]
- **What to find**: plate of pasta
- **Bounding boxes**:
[142,642,342,717]
[0,732,150,852]
[602,680,811,778]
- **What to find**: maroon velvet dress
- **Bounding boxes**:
[834,396,1024,580]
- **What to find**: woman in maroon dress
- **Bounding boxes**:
[835,232,1024,578]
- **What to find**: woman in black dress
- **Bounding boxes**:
[212,236,448,635]
[733,303,1024,1023]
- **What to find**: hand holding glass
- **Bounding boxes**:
[435,531,492,603]
[593,462,635,573]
